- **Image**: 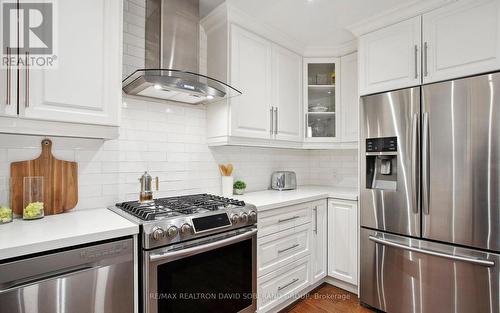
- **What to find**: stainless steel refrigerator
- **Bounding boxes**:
[359,72,500,313]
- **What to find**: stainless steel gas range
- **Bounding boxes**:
[110,194,258,313]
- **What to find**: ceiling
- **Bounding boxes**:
[200,0,438,49]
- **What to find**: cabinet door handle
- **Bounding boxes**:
[25,52,30,108]
[277,278,299,291]
[270,107,274,136]
[274,107,278,135]
[278,215,300,223]
[278,243,299,254]
[414,45,418,79]
[313,206,318,234]
[5,47,11,105]
[423,42,428,77]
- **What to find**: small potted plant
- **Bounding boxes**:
[233,180,247,195]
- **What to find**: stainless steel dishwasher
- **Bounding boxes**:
[0,238,134,313]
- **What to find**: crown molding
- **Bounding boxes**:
[201,3,305,54]
[346,0,456,37]
[303,40,358,58]
[201,3,360,57]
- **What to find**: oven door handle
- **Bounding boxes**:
[149,228,257,262]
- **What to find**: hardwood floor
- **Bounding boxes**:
[280,284,376,313]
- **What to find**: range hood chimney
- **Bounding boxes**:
[122,0,241,104]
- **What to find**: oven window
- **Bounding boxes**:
[156,238,253,313]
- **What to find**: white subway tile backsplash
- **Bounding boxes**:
[0,0,358,211]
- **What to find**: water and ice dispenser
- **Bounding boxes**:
[365,137,398,191]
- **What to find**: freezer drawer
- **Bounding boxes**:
[360,228,499,313]
[422,72,500,251]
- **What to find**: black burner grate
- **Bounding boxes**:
[116,194,246,221]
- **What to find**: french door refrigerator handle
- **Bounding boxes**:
[411,113,419,214]
[369,235,495,267]
[422,112,430,215]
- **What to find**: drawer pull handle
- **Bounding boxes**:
[278,278,299,291]
[278,216,300,223]
[278,243,299,254]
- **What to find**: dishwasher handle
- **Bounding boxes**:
[0,265,94,294]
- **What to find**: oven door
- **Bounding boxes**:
[144,226,257,313]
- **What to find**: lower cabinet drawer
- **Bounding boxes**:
[258,203,312,238]
[258,256,311,313]
[257,223,311,277]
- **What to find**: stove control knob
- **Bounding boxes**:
[150,227,165,241]
[230,214,239,224]
[166,226,179,239]
[240,212,248,223]
[248,211,257,222]
[180,223,193,235]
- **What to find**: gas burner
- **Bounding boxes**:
[116,193,247,221]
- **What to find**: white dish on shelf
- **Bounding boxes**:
[308,105,329,112]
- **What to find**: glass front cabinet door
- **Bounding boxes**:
[304,58,340,142]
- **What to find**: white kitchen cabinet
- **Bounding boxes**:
[229,25,273,140]
[311,200,327,283]
[302,56,359,149]
[23,0,121,126]
[229,27,302,142]
[359,16,422,95]
[303,58,339,143]
[273,45,303,142]
[339,53,359,142]
[256,201,314,312]
[422,0,500,84]
[204,21,303,148]
[359,0,500,94]
[0,0,121,139]
[258,256,311,313]
[328,199,358,286]
[258,223,311,277]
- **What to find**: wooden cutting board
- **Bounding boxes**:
[10,139,78,215]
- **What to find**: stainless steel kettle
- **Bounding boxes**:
[139,171,159,203]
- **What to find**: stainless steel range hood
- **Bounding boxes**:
[122,0,241,104]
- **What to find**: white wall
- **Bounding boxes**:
[0,0,358,210]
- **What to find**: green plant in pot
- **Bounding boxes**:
[233,180,247,195]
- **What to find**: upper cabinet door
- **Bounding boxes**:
[273,45,302,142]
[230,25,273,139]
[422,0,500,84]
[340,52,358,142]
[22,0,122,126]
[359,16,421,95]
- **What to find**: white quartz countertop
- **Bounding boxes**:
[234,185,358,211]
[0,208,139,260]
